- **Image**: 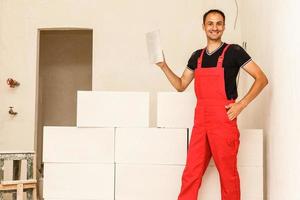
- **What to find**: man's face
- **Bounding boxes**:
[202,12,225,41]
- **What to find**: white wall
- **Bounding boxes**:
[240,0,300,199]
[0,0,242,151]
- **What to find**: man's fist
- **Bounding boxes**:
[155,61,166,68]
[155,51,166,68]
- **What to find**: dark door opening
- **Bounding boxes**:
[35,29,93,197]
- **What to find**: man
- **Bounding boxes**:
[156,9,268,200]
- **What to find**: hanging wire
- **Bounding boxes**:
[234,0,239,30]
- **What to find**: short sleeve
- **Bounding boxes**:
[232,44,252,68]
[187,49,201,71]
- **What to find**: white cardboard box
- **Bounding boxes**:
[115,164,184,200]
[77,91,149,127]
[43,163,114,199]
[237,129,263,166]
[43,126,114,163]
[115,128,188,164]
[157,92,196,128]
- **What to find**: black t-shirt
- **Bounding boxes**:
[187,42,251,100]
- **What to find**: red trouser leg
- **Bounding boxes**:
[177,126,211,200]
[177,126,241,200]
[208,126,241,200]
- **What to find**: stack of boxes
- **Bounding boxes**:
[43,91,263,200]
[43,127,115,199]
[115,127,187,200]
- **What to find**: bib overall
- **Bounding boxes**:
[178,44,241,200]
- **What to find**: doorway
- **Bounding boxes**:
[35,29,93,197]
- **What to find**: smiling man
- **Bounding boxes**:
[155,9,268,200]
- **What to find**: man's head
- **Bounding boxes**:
[202,9,225,41]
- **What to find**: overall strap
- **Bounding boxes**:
[197,48,206,68]
[217,44,230,68]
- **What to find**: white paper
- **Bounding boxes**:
[146,29,164,64]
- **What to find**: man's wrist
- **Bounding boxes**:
[160,62,168,69]
[238,99,248,109]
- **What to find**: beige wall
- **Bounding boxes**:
[240,0,300,199]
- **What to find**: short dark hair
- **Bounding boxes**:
[203,9,225,24]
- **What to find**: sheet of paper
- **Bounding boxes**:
[146,29,164,64]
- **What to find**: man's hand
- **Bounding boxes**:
[155,61,167,69]
[155,51,167,68]
[225,101,247,120]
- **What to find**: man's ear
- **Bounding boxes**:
[202,23,205,30]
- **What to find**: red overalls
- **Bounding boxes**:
[178,44,241,200]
